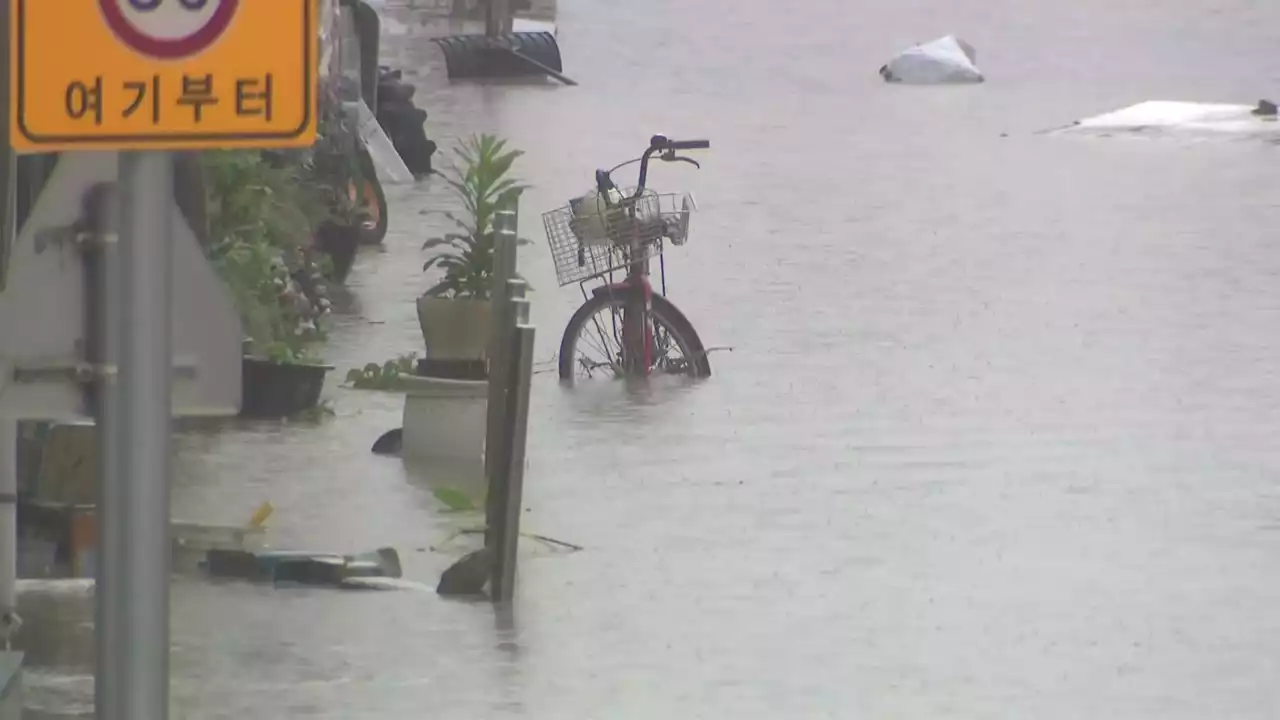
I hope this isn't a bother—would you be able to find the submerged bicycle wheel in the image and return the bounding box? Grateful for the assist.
[558,293,712,382]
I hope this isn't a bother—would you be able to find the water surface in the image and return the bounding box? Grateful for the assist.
[24,0,1280,716]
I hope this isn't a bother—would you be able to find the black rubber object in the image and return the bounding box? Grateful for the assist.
[377,82,416,104]
[668,140,711,150]
[432,31,563,80]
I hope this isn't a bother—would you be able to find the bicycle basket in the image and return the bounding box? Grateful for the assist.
[542,189,697,287]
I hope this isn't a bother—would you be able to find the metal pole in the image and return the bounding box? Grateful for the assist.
[0,421,15,639]
[0,0,14,290]
[483,280,523,547]
[491,298,534,602]
[485,0,511,37]
[489,209,518,310]
[484,209,519,548]
[0,0,21,657]
[106,151,174,720]
[93,176,125,720]
[0,0,14,635]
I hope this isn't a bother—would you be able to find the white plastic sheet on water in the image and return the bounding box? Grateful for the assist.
[1061,100,1280,138]
[880,35,984,85]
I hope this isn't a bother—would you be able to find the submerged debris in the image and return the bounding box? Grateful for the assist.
[880,35,983,85]
[371,427,404,455]
[437,547,494,598]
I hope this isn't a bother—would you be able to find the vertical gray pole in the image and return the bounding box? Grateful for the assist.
[490,297,534,602]
[485,0,511,37]
[0,421,15,639]
[109,151,174,720]
[0,0,14,289]
[0,0,19,652]
[484,209,519,547]
[489,209,518,313]
[95,172,125,720]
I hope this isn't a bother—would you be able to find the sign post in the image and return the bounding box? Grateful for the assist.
[8,2,319,719]
[111,149,175,720]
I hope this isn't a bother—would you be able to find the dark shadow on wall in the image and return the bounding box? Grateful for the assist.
[16,152,210,248]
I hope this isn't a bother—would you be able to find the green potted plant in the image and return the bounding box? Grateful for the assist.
[419,133,530,369]
[202,150,335,418]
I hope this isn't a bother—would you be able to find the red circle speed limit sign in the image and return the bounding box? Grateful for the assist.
[98,0,240,60]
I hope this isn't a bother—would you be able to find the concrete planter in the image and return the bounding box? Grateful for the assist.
[416,295,492,361]
[398,373,487,462]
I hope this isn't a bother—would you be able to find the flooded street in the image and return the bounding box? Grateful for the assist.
[23,0,1280,716]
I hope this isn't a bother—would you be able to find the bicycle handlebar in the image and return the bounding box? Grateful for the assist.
[650,135,711,152]
[631,134,711,196]
[594,135,712,201]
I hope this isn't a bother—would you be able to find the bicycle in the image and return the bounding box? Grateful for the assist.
[542,134,713,383]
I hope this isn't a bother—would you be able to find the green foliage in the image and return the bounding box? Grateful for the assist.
[203,150,322,252]
[309,107,368,227]
[432,486,484,513]
[202,91,368,366]
[264,341,318,365]
[203,150,331,363]
[344,353,418,390]
[422,134,533,300]
[287,400,337,423]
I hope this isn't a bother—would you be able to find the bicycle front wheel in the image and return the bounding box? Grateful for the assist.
[558,293,712,382]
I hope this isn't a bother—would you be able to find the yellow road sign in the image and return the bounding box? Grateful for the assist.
[10,0,318,152]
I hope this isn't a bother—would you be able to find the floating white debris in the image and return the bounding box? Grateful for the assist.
[1059,100,1280,138]
[880,35,983,85]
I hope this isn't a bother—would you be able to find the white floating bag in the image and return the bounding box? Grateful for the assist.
[1059,100,1280,138]
[880,35,984,85]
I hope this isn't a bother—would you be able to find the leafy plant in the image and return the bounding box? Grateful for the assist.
[201,90,367,367]
[422,134,532,300]
[264,340,319,365]
[287,399,337,423]
[203,150,318,252]
[307,88,372,229]
[203,150,333,363]
[432,486,483,513]
[428,486,584,553]
[345,353,419,390]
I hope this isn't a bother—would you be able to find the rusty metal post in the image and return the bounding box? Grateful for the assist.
[489,296,533,602]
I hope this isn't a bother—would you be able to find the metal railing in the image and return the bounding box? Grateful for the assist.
[482,207,535,602]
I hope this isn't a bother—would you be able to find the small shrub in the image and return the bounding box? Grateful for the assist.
[345,353,419,390]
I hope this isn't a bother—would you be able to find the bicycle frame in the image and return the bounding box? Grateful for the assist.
[573,238,662,374]
[565,135,708,378]
[585,145,678,375]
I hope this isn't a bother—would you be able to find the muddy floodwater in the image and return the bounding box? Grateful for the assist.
[21,0,1280,717]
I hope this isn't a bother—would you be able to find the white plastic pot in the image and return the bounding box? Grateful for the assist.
[399,374,488,462]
